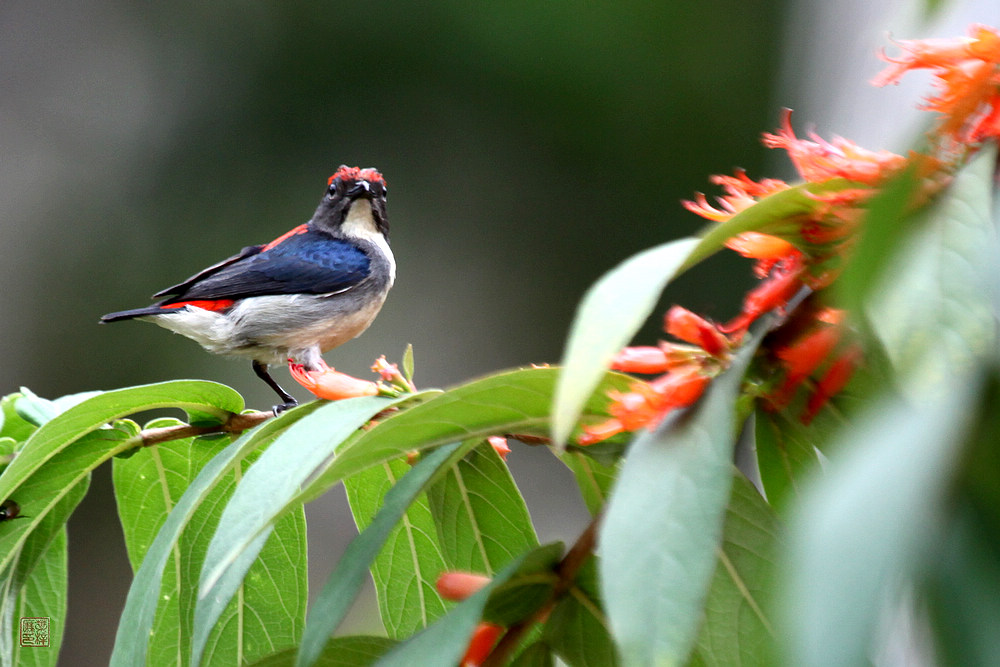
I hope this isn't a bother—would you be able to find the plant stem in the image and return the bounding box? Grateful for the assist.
[138,410,272,447]
[482,509,604,666]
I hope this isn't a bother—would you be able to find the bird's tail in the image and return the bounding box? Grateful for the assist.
[100,306,167,323]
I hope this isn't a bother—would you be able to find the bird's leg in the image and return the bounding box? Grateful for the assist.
[252,360,298,414]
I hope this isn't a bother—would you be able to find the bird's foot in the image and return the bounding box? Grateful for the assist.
[272,399,299,416]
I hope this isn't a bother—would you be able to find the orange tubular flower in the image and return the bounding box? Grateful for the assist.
[461,622,505,667]
[288,359,378,400]
[436,572,492,601]
[721,253,806,334]
[664,306,730,357]
[725,231,797,262]
[610,346,673,374]
[578,417,627,446]
[579,368,711,446]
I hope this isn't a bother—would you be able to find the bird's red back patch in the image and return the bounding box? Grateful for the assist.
[161,299,235,313]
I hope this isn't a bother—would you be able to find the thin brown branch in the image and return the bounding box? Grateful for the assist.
[482,510,605,666]
[137,410,273,447]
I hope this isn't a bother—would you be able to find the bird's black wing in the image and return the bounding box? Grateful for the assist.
[153,244,264,298]
[160,231,371,303]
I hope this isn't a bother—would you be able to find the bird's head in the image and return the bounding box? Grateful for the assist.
[312,165,389,241]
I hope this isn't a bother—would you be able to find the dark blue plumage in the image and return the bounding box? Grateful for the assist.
[157,229,371,303]
[100,165,394,412]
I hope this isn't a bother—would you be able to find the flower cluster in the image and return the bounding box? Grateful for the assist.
[873,23,1000,147]
[580,24,1000,443]
[288,354,414,401]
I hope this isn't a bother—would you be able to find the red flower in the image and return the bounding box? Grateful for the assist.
[580,369,710,445]
[664,306,730,357]
[461,622,505,667]
[721,252,806,334]
[802,344,863,424]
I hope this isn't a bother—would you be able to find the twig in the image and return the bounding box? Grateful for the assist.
[482,510,604,666]
[138,410,273,447]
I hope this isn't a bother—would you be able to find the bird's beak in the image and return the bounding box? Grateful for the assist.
[347,181,373,199]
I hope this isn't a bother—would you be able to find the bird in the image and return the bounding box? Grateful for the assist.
[101,165,395,412]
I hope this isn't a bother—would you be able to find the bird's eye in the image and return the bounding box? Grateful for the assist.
[327,182,339,198]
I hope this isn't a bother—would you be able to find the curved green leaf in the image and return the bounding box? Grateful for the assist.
[302,367,631,508]
[781,376,976,667]
[298,443,466,667]
[193,396,401,666]
[344,458,450,639]
[110,403,317,667]
[251,636,397,667]
[0,380,243,508]
[865,146,998,388]
[551,237,699,448]
[598,334,759,666]
[0,427,133,576]
[690,474,779,666]
[427,441,539,573]
[375,543,562,667]
[0,478,87,667]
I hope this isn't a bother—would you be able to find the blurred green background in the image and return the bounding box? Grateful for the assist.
[0,0,907,663]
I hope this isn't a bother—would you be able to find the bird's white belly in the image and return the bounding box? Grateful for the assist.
[150,290,388,365]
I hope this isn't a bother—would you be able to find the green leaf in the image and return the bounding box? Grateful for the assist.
[0,393,37,442]
[690,474,779,666]
[251,636,397,667]
[193,396,402,665]
[114,420,215,666]
[402,344,415,385]
[114,416,308,667]
[551,237,699,448]
[201,505,307,665]
[753,410,821,511]
[110,403,318,667]
[375,543,563,667]
[556,451,619,516]
[301,368,632,509]
[344,457,450,639]
[552,179,859,448]
[836,160,922,316]
[299,443,467,667]
[0,380,243,523]
[0,478,87,667]
[781,376,977,667]
[543,559,618,667]
[924,502,1000,667]
[865,146,998,389]
[598,334,760,666]
[509,641,553,667]
[0,427,133,578]
[427,441,539,572]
